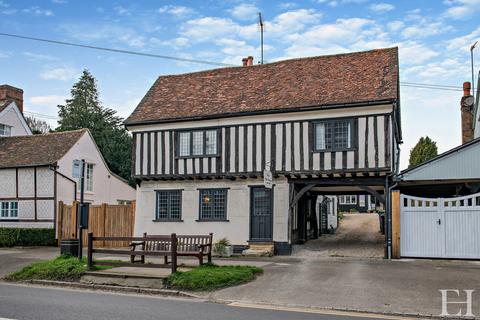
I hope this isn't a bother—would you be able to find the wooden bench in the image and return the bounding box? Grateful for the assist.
[87,233,178,273]
[130,233,213,266]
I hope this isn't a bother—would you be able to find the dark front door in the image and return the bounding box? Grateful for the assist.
[250,187,273,241]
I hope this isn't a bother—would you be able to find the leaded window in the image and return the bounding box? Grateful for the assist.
[315,120,352,151]
[199,189,228,220]
[0,201,18,218]
[339,195,357,205]
[156,190,182,220]
[176,129,218,157]
[0,124,12,137]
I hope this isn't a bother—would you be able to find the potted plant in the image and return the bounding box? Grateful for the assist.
[213,238,233,257]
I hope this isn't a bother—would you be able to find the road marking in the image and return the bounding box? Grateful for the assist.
[228,302,422,319]
[0,317,17,320]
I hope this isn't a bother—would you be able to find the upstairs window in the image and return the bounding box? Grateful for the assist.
[177,129,218,157]
[0,124,12,137]
[315,119,353,151]
[72,161,94,192]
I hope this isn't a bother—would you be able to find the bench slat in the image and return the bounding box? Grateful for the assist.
[94,249,172,256]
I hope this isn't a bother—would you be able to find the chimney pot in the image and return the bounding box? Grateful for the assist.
[242,58,248,66]
[0,84,23,113]
[247,56,254,66]
[463,81,471,97]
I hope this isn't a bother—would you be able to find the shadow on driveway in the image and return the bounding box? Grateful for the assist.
[0,247,58,278]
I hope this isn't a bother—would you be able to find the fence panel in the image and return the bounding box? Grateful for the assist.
[58,201,135,248]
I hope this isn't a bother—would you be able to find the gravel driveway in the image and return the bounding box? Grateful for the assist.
[293,213,384,258]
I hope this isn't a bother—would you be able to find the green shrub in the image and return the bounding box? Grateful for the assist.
[0,228,55,247]
[165,264,263,291]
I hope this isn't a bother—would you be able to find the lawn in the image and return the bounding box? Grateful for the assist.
[165,263,263,291]
[6,255,114,282]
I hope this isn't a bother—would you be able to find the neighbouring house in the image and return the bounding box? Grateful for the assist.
[337,194,383,212]
[394,81,480,259]
[0,129,136,230]
[125,48,401,255]
[0,85,32,137]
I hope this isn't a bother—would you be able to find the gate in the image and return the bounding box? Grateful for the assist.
[400,193,480,259]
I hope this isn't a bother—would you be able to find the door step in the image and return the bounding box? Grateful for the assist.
[242,243,274,257]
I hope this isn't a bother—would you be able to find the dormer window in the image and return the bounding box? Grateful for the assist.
[0,124,12,137]
[176,129,218,157]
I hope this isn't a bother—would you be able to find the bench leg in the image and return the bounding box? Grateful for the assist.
[164,256,168,265]
[141,255,145,264]
[198,255,203,266]
[208,252,212,263]
[130,254,135,263]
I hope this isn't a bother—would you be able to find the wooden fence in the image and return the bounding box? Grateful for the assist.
[57,201,135,248]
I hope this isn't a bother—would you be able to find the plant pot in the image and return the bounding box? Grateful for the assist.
[214,245,234,257]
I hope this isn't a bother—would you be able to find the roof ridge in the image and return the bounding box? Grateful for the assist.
[154,47,399,79]
[0,128,88,140]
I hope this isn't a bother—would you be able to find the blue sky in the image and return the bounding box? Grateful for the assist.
[1,0,479,169]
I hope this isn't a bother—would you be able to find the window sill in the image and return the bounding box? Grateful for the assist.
[312,148,356,153]
[152,219,184,222]
[195,219,230,222]
[175,155,220,160]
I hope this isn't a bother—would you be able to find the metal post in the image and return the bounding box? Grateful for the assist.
[471,41,478,105]
[171,233,177,273]
[87,232,93,269]
[78,159,86,259]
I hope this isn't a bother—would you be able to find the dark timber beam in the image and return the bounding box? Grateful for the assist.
[289,184,316,209]
[357,185,386,204]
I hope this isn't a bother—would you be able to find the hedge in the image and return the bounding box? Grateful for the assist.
[0,228,56,247]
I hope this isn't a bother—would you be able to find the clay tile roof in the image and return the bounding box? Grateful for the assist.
[125,47,399,125]
[0,129,87,168]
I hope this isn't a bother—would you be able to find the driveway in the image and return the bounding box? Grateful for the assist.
[0,247,58,278]
[293,213,384,258]
[209,257,480,317]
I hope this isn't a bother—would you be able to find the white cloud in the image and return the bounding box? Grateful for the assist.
[0,51,10,58]
[446,27,480,53]
[180,17,239,42]
[23,52,59,61]
[51,0,67,3]
[398,42,440,65]
[230,3,258,21]
[387,21,404,31]
[22,6,53,16]
[29,95,66,106]
[0,1,9,7]
[444,0,480,19]
[158,5,195,18]
[318,0,367,7]
[369,3,395,13]
[40,67,78,81]
[401,21,452,39]
[61,24,146,48]
[150,37,190,49]
[114,6,130,16]
[266,9,322,39]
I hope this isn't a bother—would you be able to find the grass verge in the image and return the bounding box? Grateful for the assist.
[6,255,114,282]
[165,263,263,291]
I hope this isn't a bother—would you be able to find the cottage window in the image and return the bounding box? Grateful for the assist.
[339,195,357,205]
[0,124,12,137]
[155,190,182,220]
[176,129,218,157]
[315,120,352,151]
[72,161,94,192]
[199,189,228,221]
[0,201,18,218]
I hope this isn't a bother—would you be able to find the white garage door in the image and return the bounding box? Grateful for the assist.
[400,193,480,259]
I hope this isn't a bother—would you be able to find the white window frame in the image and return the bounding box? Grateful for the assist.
[339,195,357,205]
[0,201,18,219]
[72,160,94,192]
[0,124,12,137]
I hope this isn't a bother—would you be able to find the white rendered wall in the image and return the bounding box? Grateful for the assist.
[134,177,289,245]
[57,132,135,205]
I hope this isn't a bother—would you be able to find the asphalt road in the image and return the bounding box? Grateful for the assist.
[0,283,406,320]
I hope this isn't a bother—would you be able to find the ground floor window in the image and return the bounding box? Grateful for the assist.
[0,201,18,218]
[155,190,182,221]
[199,189,228,221]
[339,195,357,205]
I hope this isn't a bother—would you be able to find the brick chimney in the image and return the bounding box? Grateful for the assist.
[246,56,254,66]
[460,81,474,144]
[242,57,248,66]
[0,84,23,113]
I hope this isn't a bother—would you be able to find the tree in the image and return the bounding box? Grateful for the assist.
[408,136,438,168]
[56,69,133,185]
[25,116,52,134]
